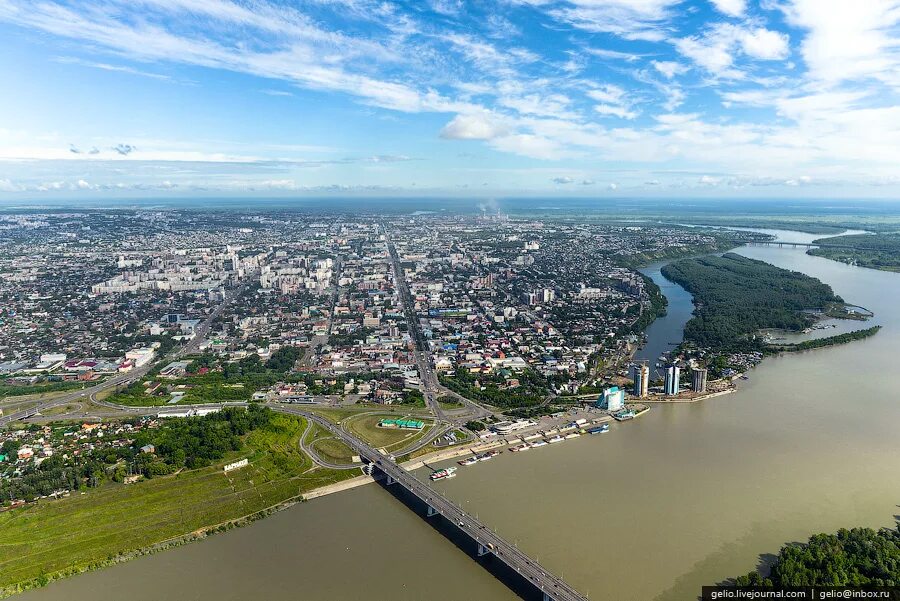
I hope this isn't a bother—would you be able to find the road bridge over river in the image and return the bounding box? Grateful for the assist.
[747,240,883,251]
[282,406,588,601]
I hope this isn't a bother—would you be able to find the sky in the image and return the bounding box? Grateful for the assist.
[0,0,899,200]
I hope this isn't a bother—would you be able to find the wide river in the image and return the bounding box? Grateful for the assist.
[22,231,900,601]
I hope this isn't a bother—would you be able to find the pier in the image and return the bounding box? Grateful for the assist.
[282,407,588,601]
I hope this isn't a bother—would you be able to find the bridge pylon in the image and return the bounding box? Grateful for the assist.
[477,542,492,557]
[426,504,437,517]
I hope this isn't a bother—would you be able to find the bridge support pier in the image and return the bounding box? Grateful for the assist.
[477,542,492,557]
[385,475,395,486]
[543,593,555,601]
[426,504,437,517]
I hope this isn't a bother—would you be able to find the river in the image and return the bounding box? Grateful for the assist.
[21,231,900,601]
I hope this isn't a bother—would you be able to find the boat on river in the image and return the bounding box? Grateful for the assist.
[430,467,457,481]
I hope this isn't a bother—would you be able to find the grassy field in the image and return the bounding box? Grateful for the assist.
[311,437,357,465]
[346,414,432,452]
[35,403,85,417]
[0,413,356,596]
[0,381,87,400]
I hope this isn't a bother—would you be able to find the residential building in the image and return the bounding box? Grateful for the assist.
[664,364,681,396]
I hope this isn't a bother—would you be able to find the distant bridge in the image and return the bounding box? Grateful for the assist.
[748,240,885,252]
[282,407,589,601]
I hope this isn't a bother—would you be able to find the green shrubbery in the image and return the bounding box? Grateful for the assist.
[733,526,900,587]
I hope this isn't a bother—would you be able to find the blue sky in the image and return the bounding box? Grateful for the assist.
[0,0,899,199]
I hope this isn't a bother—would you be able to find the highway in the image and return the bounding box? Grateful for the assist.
[281,406,587,601]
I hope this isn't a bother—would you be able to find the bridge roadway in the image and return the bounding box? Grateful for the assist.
[749,240,884,251]
[283,407,588,601]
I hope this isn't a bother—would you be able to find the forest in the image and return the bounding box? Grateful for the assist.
[809,233,900,272]
[661,253,844,351]
[733,526,899,587]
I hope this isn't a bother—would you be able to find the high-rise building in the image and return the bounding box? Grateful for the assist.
[664,364,681,396]
[691,367,708,393]
[632,363,650,398]
[599,386,625,412]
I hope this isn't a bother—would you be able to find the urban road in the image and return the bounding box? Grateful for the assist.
[0,284,245,427]
[384,227,492,425]
[282,406,589,601]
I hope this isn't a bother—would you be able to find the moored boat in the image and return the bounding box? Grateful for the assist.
[477,450,501,461]
[430,467,457,481]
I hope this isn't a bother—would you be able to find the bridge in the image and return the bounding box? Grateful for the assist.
[283,407,588,601]
[748,240,882,251]
[748,240,819,249]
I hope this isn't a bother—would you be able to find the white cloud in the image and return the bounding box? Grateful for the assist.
[440,113,510,140]
[780,0,900,88]
[0,0,450,114]
[585,47,644,62]
[740,27,790,60]
[548,0,681,41]
[594,104,637,119]
[675,24,789,76]
[675,34,739,76]
[710,0,746,17]
[498,93,578,120]
[652,60,687,79]
[442,32,538,77]
[552,176,574,184]
[587,84,637,119]
[490,133,574,160]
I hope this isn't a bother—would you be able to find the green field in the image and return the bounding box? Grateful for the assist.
[346,414,431,452]
[311,437,357,465]
[0,381,87,400]
[0,413,356,596]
